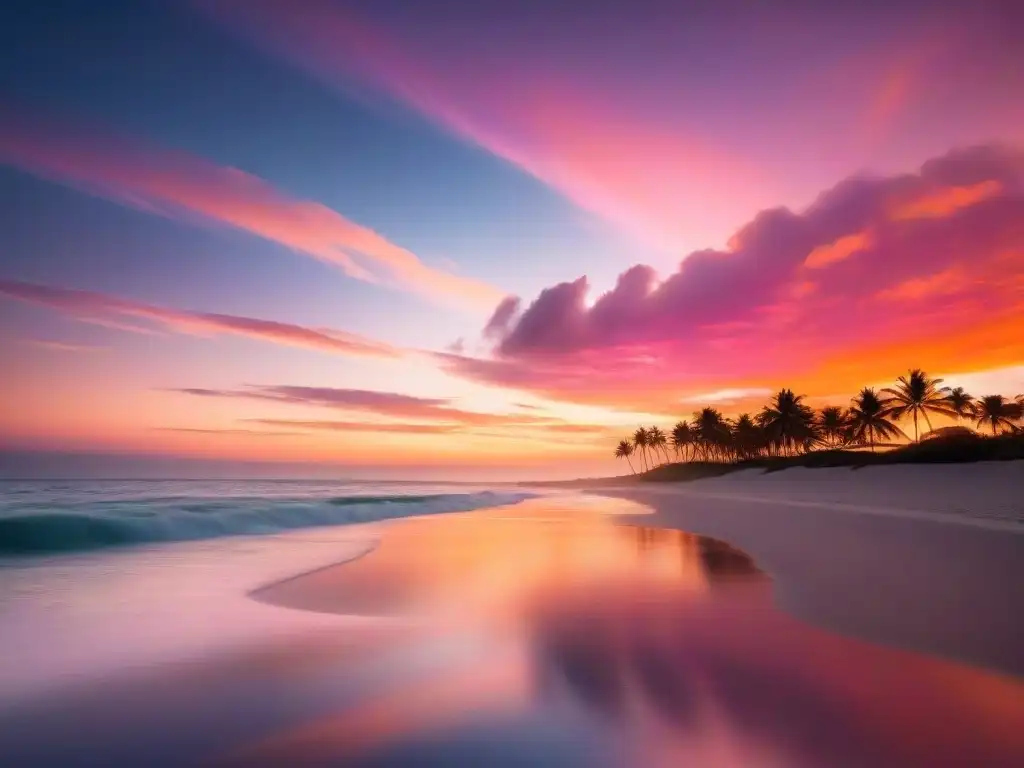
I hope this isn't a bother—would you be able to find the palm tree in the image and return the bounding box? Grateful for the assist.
[973,395,1018,435]
[731,413,763,460]
[882,369,953,442]
[648,426,669,466]
[614,439,636,474]
[757,389,818,455]
[694,407,732,461]
[632,426,650,472]
[817,406,848,448]
[671,420,694,462]
[847,387,906,451]
[945,387,975,425]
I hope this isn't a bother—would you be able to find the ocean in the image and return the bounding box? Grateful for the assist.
[0,479,534,555]
[0,479,534,705]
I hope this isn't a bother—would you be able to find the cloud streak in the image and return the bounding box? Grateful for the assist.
[172,384,562,427]
[439,144,1024,410]
[246,419,459,435]
[0,113,503,310]
[0,279,400,358]
[153,427,303,436]
[199,0,766,251]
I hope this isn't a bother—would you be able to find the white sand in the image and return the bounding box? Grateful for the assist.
[594,461,1024,678]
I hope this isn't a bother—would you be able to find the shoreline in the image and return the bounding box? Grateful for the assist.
[590,461,1023,678]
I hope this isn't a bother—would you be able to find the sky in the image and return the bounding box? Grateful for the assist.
[1,0,1022,479]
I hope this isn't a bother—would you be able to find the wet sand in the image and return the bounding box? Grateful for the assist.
[596,461,1024,678]
[2,494,1022,767]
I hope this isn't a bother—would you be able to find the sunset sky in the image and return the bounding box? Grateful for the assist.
[2,0,1022,479]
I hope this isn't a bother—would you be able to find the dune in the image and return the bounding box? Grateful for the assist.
[592,460,1024,678]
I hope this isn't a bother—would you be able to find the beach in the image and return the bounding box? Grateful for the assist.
[1,467,1022,766]
[594,460,1024,678]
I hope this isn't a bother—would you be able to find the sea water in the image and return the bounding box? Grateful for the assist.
[0,480,533,703]
[0,479,533,555]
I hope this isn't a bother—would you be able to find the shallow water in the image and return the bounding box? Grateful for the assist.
[1,495,1022,766]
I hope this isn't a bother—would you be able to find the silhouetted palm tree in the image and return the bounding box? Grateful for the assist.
[882,369,953,442]
[945,387,975,425]
[615,439,636,474]
[757,389,817,455]
[648,426,669,466]
[671,421,694,462]
[632,427,650,472]
[847,387,905,451]
[731,413,763,460]
[973,395,1018,435]
[694,407,731,461]
[817,406,848,448]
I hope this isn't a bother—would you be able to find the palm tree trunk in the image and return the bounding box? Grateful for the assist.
[913,411,919,442]
[626,456,635,475]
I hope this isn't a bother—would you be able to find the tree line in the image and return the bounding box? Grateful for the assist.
[614,369,1024,473]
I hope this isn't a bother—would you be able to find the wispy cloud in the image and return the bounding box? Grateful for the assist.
[172,384,562,427]
[244,418,617,442]
[860,31,953,149]
[680,388,773,405]
[18,338,105,353]
[199,0,761,251]
[0,279,400,357]
[246,419,459,435]
[0,113,504,310]
[152,427,303,436]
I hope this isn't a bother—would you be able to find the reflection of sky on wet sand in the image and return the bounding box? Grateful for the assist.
[2,496,1023,767]
[235,497,1024,767]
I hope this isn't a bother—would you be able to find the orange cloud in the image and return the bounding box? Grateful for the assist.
[890,180,1003,221]
[804,232,872,269]
[876,266,966,302]
[0,115,503,310]
[0,279,400,358]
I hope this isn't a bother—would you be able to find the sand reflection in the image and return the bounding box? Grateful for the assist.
[254,497,750,625]
[232,497,1024,767]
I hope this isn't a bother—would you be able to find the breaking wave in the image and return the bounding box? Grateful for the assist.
[0,490,533,555]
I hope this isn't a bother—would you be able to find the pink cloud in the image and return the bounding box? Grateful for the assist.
[200,0,1024,258]
[0,113,503,310]
[19,339,105,353]
[152,427,302,437]
[439,144,1024,409]
[0,279,399,358]
[804,232,872,269]
[173,384,562,427]
[482,296,520,340]
[245,419,460,435]
[199,0,764,251]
